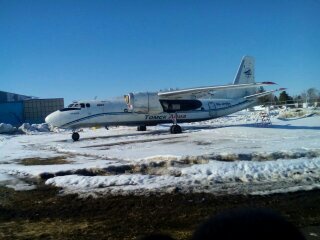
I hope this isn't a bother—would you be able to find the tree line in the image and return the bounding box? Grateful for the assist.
[259,88,320,106]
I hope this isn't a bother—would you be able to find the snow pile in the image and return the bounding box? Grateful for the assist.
[180,158,320,184]
[0,123,17,134]
[19,123,38,133]
[278,109,309,119]
[33,123,51,132]
[198,110,279,127]
[18,123,51,134]
[0,173,15,182]
[46,174,168,189]
[45,156,320,196]
[0,173,35,191]
[277,108,320,119]
[0,123,53,135]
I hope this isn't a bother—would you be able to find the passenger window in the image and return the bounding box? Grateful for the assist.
[80,103,85,108]
[86,103,90,108]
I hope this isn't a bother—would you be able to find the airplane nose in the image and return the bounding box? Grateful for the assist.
[45,111,60,127]
[45,112,54,125]
[45,115,50,124]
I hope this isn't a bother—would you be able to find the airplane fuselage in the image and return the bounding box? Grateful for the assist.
[45,98,256,130]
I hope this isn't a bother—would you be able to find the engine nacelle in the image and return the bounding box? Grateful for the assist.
[124,92,163,114]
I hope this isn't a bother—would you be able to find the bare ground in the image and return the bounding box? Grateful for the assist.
[1,185,320,239]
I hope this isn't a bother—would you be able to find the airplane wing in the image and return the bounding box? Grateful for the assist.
[158,82,276,99]
[244,88,287,99]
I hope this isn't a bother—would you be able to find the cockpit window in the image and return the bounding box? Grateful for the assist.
[60,107,81,112]
[67,103,80,108]
[66,103,89,108]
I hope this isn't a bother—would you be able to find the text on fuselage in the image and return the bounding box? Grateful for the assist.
[145,114,187,120]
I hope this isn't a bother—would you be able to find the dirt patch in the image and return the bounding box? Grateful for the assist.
[1,185,320,239]
[39,165,134,180]
[19,157,70,166]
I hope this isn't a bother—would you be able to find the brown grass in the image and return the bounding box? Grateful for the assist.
[19,157,70,166]
[0,185,320,239]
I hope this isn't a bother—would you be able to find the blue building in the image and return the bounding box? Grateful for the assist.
[0,101,24,126]
[0,91,64,126]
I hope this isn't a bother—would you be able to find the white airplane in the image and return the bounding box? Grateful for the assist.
[45,56,284,141]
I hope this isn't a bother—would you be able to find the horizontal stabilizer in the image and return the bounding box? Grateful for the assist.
[158,82,276,99]
[244,88,286,99]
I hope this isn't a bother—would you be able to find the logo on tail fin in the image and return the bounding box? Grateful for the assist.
[244,69,252,76]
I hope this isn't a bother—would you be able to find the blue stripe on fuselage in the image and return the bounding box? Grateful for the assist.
[61,100,252,128]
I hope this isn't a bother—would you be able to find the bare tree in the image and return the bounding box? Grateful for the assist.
[306,88,320,104]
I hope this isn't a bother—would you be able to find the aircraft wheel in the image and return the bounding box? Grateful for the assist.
[137,126,147,131]
[170,125,182,134]
[72,132,80,141]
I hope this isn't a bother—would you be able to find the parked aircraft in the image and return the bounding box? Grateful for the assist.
[45,56,283,141]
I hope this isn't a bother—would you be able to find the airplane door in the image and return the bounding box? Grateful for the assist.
[85,103,92,116]
[208,102,217,117]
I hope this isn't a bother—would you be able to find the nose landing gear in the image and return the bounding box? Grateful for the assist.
[72,132,80,141]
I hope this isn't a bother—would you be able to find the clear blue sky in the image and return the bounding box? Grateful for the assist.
[1,0,319,104]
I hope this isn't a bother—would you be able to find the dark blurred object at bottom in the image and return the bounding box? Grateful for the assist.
[192,208,305,240]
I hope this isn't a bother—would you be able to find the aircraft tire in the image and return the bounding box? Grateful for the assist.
[72,132,80,141]
[137,126,147,131]
[171,124,182,134]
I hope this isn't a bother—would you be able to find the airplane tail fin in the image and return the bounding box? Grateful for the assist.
[230,56,257,98]
[233,56,255,85]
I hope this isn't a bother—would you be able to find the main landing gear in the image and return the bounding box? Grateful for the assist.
[170,124,182,134]
[137,125,147,131]
[72,132,80,141]
[170,112,182,134]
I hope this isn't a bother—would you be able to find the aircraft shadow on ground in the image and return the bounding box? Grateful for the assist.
[181,125,221,132]
[55,129,171,142]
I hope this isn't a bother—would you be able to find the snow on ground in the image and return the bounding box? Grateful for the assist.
[0,110,319,196]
